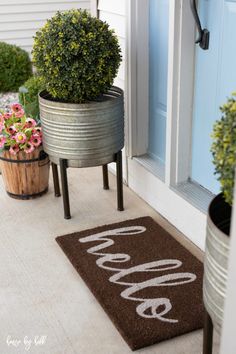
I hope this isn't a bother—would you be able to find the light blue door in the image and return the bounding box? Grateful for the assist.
[191,0,236,193]
[148,0,169,164]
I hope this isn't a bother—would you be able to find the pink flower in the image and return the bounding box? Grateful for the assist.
[3,112,12,120]
[15,132,26,144]
[9,144,19,155]
[0,123,4,133]
[0,135,6,148]
[25,118,37,128]
[6,125,16,135]
[24,142,35,154]
[14,109,25,118]
[11,103,23,113]
[0,114,4,123]
[30,134,42,147]
[32,127,42,137]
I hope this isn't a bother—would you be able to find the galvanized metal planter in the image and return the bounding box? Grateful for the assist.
[39,86,124,168]
[203,193,231,333]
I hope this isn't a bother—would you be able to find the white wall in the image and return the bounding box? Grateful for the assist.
[97,0,127,181]
[98,0,126,91]
[0,0,90,54]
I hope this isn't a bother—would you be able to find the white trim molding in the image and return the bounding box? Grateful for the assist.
[128,157,206,250]
[126,0,211,248]
[126,0,149,157]
[90,0,98,17]
[165,0,196,186]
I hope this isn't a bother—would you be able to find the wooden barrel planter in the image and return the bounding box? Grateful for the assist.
[0,148,50,199]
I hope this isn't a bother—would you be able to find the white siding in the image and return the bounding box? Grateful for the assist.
[98,0,126,90]
[98,0,127,181]
[0,0,90,53]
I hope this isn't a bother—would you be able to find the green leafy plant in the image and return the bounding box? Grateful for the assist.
[19,76,45,121]
[0,42,32,92]
[211,93,236,206]
[32,9,122,103]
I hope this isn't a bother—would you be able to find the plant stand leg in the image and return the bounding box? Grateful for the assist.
[51,162,61,197]
[203,310,213,354]
[59,159,71,220]
[116,150,124,211]
[102,165,109,190]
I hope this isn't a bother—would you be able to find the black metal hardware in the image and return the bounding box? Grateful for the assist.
[203,310,213,354]
[59,158,71,219]
[190,0,210,50]
[102,164,109,190]
[0,150,49,164]
[115,151,124,211]
[7,188,48,200]
[51,162,61,197]
[53,154,124,219]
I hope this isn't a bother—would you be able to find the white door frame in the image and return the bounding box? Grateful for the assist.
[126,0,149,157]
[127,0,196,182]
[90,0,98,16]
[126,0,210,249]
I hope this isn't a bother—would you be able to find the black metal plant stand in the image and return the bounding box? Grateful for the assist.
[203,310,214,354]
[51,150,124,219]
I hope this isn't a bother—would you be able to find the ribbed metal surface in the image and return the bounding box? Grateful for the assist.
[203,196,230,333]
[39,86,124,167]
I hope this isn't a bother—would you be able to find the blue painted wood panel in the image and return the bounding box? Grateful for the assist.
[191,0,236,193]
[148,0,169,164]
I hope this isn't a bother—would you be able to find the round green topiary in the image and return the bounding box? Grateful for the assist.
[19,75,45,120]
[32,9,122,103]
[0,42,32,92]
[211,93,236,206]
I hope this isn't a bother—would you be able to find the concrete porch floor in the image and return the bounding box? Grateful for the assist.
[0,167,219,354]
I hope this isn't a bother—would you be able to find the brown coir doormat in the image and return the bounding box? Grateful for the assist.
[56,217,204,351]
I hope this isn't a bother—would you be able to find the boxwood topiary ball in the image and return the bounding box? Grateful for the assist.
[0,42,32,93]
[32,9,122,103]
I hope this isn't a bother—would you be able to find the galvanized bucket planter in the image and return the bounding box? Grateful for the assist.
[38,86,124,168]
[203,193,231,333]
[38,86,124,219]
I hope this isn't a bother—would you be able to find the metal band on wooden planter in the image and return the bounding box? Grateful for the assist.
[0,150,48,164]
[7,187,49,200]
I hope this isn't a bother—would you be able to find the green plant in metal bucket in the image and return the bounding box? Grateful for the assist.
[211,93,236,206]
[0,42,32,92]
[32,9,122,103]
[19,75,45,121]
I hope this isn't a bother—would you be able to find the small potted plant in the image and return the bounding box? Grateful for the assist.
[32,9,124,218]
[0,103,49,199]
[203,93,236,333]
[19,75,45,121]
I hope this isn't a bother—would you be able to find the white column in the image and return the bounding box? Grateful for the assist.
[220,176,236,354]
[90,0,98,17]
